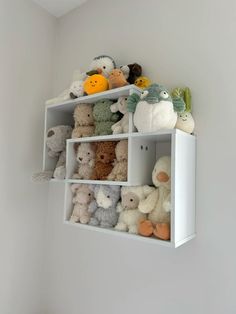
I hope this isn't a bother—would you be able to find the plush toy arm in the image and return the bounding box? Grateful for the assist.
[173,97,186,113]
[138,189,159,214]
[88,200,98,214]
[127,94,140,112]
[163,193,171,212]
[31,170,53,183]
[116,202,124,213]
[111,113,120,122]
[48,149,60,158]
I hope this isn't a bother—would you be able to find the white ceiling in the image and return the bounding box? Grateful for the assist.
[33,0,87,17]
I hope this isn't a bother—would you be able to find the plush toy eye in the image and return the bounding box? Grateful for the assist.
[88,152,90,155]
[140,90,149,99]
[88,114,90,117]
[130,199,133,202]
[88,193,91,196]
[103,66,106,69]
[107,195,110,199]
[125,97,127,101]
[160,91,169,99]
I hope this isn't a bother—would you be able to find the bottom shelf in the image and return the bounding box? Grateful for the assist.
[64,221,195,248]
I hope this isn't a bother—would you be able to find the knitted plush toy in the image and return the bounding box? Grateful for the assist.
[70,184,95,224]
[115,185,154,234]
[127,84,186,133]
[88,185,120,228]
[91,141,117,180]
[32,125,72,182]
[72,142,96,180]
[120,63,142,84]
[72,103,95,138]
[107,140,128,181]
[93,99,120,136]
[172,87,195,134]
[110,96,129,134]
[108,69,129,89]
[138,156,171,240]
[87,55,116,78]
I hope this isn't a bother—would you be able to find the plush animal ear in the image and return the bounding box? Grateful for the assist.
[110,102,119,113]
[184,87,192,112]
[110,185,121,194]
[71,183,81,193]
[73,143,80,153]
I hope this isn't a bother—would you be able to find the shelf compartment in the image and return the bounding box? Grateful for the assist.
[66,135,129,184]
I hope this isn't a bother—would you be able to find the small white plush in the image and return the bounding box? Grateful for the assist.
[115,185,155,234]
[176,112,195,134]
[111,96,129,134]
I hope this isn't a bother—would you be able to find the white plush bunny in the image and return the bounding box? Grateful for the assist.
[110,96,129,134]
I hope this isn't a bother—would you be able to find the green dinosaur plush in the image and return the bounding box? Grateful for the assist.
[93,99,120,136]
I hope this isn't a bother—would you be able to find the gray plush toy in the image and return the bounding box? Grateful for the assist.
[32,125,72,182]
[88,185,121,228]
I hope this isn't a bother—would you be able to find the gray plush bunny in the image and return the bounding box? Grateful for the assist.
[88,185,120,228]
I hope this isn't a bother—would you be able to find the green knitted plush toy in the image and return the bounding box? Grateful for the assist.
[93,99,120,136]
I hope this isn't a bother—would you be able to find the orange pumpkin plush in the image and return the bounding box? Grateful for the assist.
[84,74,109,95]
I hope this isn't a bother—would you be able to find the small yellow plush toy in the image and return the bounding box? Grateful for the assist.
[134,76,151,89]
[84,74,109,95]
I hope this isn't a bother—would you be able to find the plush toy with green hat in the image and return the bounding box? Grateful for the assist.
[172,87,195,134]
[127,84,186,133]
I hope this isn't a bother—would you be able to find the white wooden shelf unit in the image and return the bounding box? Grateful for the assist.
[43,85,196,248]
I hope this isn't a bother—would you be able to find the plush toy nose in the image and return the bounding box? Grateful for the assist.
[97,68,102,74]
[157,171,169,182]
[48,130,54,137]
[79,157,83,161]
[100,155,104,160]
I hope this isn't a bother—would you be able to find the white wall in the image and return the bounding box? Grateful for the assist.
[44,0,236,313]
[0,1,56,313]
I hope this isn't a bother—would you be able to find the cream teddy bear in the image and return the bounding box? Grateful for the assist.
[115,185,155,234]
[72,142,96,180]
[111,96,129,134]
[72,103,95,138]
[70,184,95,224]
[138,156,171,240]
[107,140,128,181]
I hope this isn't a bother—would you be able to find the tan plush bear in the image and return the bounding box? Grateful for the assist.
[115,185,155,234]
[72,142,96,180]
[70,184,95,224]
[72,103,95,138]
[107,140,128,181]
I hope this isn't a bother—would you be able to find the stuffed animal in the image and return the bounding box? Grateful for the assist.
[138,156,171,240]
[134,76,151,89]
[83,74,109,95]
[70,184,95,224]
[110,96,129,134]
[93,99,120,136]
[88,185,120,228]
[120,63,142,84]
[172,87,195,134]
[32,125,72,182]
[115,185,154,234]
[72,142,96,180]
[72,103,95,138]
[87,55,116,78]
[91,141,117,180]
[46,70,85,105]
[108,69,129,89]
[107,140,128,181]
[127,84,186,133]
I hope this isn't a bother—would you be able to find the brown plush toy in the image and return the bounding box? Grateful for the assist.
[120,63,142,84]
[72,103,95,138]
[91,141,117,180]
[108,69,129,89]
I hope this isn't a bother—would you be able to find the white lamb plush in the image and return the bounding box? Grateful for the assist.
[115,185,155,234]
[111,96,129,134]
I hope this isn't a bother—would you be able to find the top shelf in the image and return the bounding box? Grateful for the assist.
[46,85,142,113]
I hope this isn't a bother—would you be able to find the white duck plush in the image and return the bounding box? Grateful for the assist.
[127,84,186,133]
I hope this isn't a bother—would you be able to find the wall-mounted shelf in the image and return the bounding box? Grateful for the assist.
[42,85,196,248]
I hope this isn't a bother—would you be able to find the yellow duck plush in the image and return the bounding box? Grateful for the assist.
[135,76,151,89]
